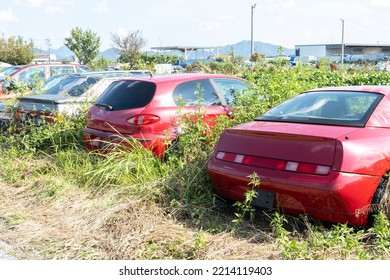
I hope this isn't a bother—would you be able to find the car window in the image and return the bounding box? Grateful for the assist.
[1,66,21,77]
[172,79,222,106]
[95,80,156,111]
[213,78,249,105]
[76,65,90,72]
[258,90,383,127]
[50,66,74,76]
[14,67,45,85]
[129,70,152,77]
[44,76,101,96]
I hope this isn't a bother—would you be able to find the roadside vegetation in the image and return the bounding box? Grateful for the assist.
[1,60,389,260]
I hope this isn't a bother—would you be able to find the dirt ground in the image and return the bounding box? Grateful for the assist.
[0,180,279,260]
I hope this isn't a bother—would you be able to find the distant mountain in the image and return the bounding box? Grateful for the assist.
[100,48,120,61]
[39,45,75,62]
[221,40,295,57]
[37,40,295,63]
[54,46,75,61]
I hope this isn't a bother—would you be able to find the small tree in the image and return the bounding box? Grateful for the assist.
[250,52,265,64]
[0,36,35,65]
[64,27,101,65]
[111,30,147,69]
[277,45,284,56]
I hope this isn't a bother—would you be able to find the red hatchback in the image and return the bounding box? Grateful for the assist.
[83,73,249,157]
[207,86,390,226]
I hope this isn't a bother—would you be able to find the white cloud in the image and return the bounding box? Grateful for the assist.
[198,15,235,32]
[13,0,73,7]
[95,0,109,13]
[12,0,23,6]
[45,6,63,14]
[199,21,221,32]
[266,0,296,10]
[56,0,74,4]
[217,15,235,21]
[0,9,18,22]
[370,0,390,7]
[114,27,128,38]
[27,0,45,7]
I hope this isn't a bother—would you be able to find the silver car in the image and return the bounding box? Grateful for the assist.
[15,71,138,124]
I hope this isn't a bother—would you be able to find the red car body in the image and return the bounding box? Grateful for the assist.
[83,73,249,157]
[207,86,390,226]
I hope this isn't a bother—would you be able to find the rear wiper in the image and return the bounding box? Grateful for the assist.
[95,103,113,111]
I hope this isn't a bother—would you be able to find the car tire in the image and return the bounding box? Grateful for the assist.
[367,173,390,227]
[163,138,180,162]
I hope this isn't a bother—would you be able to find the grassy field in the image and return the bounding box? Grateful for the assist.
[0,62,389,260]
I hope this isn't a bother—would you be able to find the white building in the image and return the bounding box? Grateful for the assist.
[294,44,390,62]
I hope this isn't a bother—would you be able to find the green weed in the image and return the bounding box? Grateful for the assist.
[1,64,390,260]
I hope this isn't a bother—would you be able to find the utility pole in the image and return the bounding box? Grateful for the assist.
[340,19,345,65]
[45,38,52,63]
[251,3,257,58]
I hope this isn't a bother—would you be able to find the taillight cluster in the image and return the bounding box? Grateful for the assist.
[127,114,160,125]
[216,151,331,175]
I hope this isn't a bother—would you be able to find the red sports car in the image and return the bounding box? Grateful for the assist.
[83,73,249,157]
[207,86,390,226]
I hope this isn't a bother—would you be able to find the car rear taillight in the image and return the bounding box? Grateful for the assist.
[216,151,331,175]
[127,114,160,125]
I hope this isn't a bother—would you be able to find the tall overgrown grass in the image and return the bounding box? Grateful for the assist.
[1,62,389,259]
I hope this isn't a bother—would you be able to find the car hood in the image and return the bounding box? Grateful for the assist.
[215,120,360,166]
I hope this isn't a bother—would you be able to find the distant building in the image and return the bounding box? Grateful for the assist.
[294,44,390,62]
[32,54,57,63]
[151,46,221,63]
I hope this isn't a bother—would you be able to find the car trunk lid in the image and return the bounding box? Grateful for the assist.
[216,121,359,168]
[87,105,146,134]
[17,94,77,113]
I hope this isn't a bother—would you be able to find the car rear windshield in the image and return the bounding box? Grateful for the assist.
[256,90,383,127]
[44,76,102,96]
[95,80,156,111]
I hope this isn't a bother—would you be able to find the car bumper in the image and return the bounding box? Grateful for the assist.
[82,127,170,157]
[207,156,381,226]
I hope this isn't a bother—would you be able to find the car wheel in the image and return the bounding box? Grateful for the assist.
[367,174,390,227]
[163,138,180,162]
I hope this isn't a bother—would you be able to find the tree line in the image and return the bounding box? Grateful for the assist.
[0,27,148,68]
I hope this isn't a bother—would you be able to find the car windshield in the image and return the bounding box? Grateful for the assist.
[32,74,78,94]
[256,90,383,127]
[0,66,21,82]
[44,76,101,97]
[1,66,21,76]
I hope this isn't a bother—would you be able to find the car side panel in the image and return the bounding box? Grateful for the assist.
[334,128,390,176]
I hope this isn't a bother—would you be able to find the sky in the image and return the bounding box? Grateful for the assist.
[1,0,390,52]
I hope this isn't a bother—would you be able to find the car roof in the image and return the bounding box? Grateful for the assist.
[120,73,245,83]
[305,85,390,96]
[49,71,135,79]
[15,63,83,68]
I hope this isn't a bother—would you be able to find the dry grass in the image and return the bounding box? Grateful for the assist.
[0,179,278,260]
